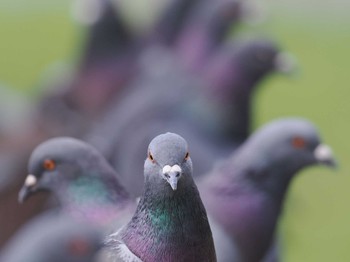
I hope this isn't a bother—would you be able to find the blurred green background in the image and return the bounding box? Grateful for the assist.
[0,0,349,261]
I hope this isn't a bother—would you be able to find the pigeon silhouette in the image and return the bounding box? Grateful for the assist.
[198,118,337,262]
[106,132,216,262]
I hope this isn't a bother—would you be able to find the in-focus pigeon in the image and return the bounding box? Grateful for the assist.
[106,132,216,262]
[198,118,337,262]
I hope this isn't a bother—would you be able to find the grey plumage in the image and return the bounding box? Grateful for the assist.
[86,39,292,197]
[198,118,336,262]
[2,137,137,262]
[0,211,102,262]
[106,133,216,262]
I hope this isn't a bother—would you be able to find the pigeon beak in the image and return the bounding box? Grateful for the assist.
[162,165,182,191]
[274,52,298,75]
[18,174,37,203]
[314,144,338,168]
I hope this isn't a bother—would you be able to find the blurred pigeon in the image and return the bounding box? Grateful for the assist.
[152,0,199,46]
[175,0,248,71]
[37,0,138,137]
[86,39,294,197]
[0,0,138,245]
[2,138,138,261]
[199,39,296,142]
[106,132,216,261]
[18,137,134,225]
[198,118,337,262]
[0,211,103,262]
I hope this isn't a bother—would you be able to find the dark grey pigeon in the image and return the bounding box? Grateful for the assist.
[86,39,294,197]
[106,132,216,262]
[2,137,137,261]
[151,0,199,46]
[37,0,138,136]
[198,118,337,262]
[200,39,296,142]
[175,0,248,71]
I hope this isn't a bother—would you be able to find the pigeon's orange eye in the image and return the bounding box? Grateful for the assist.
[43,159,56,171]
[148,152,155,162]
[291,136,306,149]
[184,152,190,160]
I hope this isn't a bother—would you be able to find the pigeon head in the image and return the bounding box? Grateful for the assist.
[235,118,336,194]
[144,132,192,192]
[19,137,118,203]
[234,39,296,79]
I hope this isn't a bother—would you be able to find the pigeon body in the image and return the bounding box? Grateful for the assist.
[106,133,216,262]
[0,211,102,262]
[199,118,336,262]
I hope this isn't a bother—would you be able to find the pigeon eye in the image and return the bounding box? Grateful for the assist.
[148,152,155,162]
[43,159,56,171]
[291,136,306,149]
[184,152,190,161]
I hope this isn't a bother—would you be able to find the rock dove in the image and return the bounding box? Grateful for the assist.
[199,39,296,142]
[37,0,138,136]
[198,118,337,262]
[18,137,134,225]
[2,137,137,261]
[106,132,216,262]
[86,38,293,197]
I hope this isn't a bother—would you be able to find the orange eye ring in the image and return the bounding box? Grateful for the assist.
[291,136,306,149]
[43,159,56,171]
[148,152,155,163]
[184,152,190,160]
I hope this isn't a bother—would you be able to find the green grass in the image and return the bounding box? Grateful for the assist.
[252,13,350,262]
[0,1,77,95]
[0,1,349,261]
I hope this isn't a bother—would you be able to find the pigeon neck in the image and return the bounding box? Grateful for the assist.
[202,167,282,262]
[202,155,298,261]
[80,3,132,66]
[122,178,216,261]
[59,169,131,216]
[203,64,256,142]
